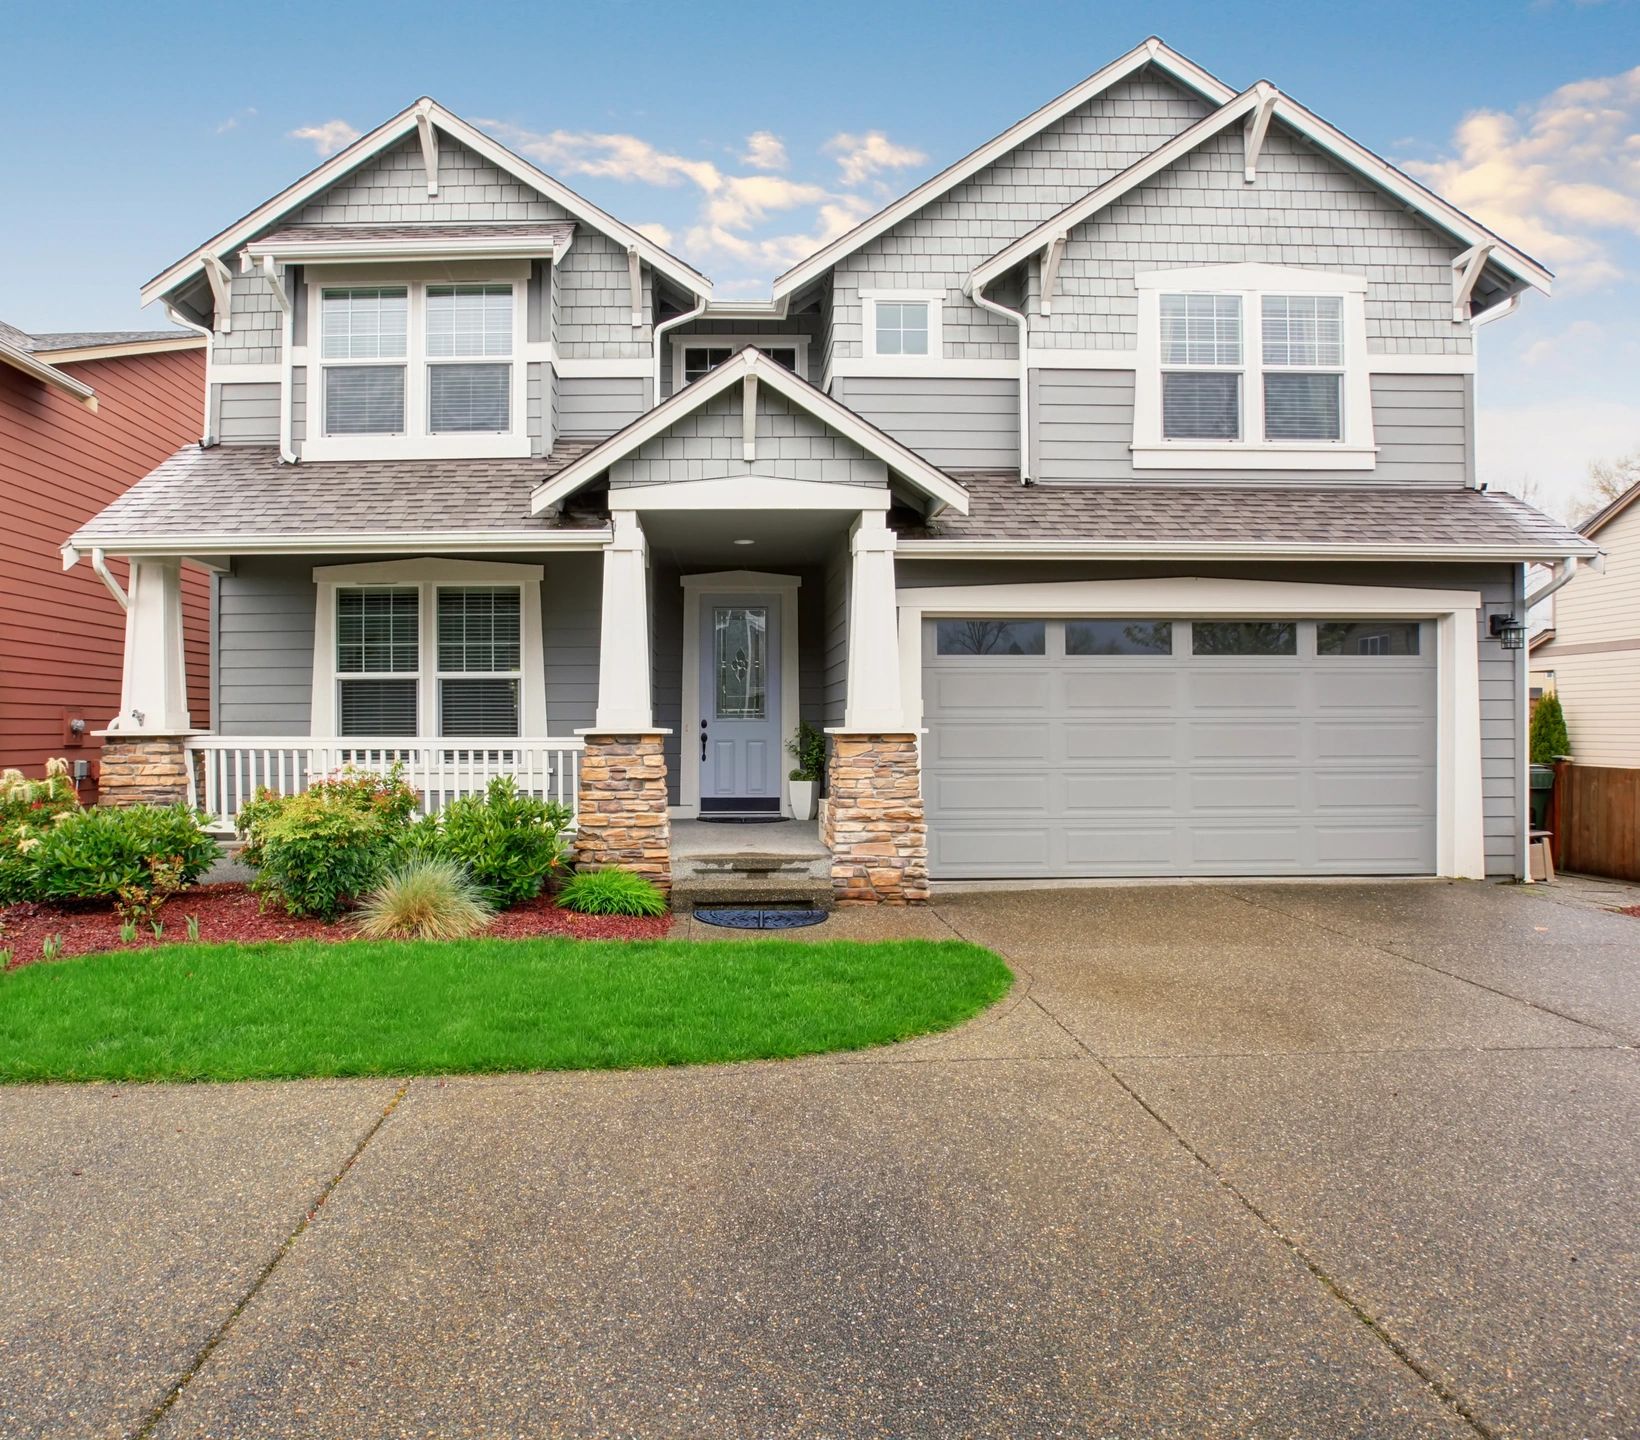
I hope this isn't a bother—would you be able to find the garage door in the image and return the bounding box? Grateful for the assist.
[922,616,1436,879]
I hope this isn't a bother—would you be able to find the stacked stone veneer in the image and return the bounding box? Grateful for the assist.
[825,734,929,905]
[572,733,671,890]
[98,735,192,807]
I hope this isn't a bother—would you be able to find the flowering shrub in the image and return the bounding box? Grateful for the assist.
[1,761,88,906]
[238,764,421,919]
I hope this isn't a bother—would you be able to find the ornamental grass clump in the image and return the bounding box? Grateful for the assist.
[355,857,495,941]
[556,867,668,918]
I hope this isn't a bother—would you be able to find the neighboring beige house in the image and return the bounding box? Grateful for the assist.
[1530,481,1640,767]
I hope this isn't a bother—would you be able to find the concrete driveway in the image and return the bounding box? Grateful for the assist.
[2,881,1636,1439]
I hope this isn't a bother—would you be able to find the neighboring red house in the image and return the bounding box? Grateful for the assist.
[0,320,210,799]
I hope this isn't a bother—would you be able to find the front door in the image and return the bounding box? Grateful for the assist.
[699,593,781,813]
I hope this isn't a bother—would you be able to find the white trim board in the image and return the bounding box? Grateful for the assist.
[772,36,1236,299]
[894,574,1486,879]
[609,477,890,513]
[678,571,802,818]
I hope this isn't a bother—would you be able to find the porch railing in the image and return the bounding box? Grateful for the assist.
[185,736,584,832]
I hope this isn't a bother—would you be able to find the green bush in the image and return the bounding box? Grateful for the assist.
[239,765,420,919]
[20,804,219,913]
[408,776,571,906]
[1530,692,1571,765]
[557,867,668,917]
[355,857,495,940]
[0,764,84,906]
[786,719,827,782]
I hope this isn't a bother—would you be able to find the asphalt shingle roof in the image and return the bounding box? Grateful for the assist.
[897,472,1594,557]
[71,443,607,544]
[1,320,194,352]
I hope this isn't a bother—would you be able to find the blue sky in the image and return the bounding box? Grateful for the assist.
[3,0,1637,512]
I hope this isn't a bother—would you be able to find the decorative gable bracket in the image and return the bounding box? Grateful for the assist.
[1451,243,1496,322]
[204,254,234,334]
[415,101,440,197]
[1243,84,1278,183]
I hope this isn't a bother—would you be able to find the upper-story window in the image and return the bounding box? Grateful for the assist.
[1136,264,1373,471]
[861,290,944,364]
[426,285,513,433]
[680,343,799,387]
[322,288,409,435]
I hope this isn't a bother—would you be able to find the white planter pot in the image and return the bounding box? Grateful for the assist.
[789,778,817,822]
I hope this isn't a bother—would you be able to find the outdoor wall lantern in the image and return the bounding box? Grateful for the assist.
[1489,614,1526,650]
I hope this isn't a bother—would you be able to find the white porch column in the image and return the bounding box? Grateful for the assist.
[108,557,191,734]
[593,511,655,730]
[843,512,905,730]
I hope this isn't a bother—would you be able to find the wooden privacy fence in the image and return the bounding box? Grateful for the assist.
[1548,761,1640,882]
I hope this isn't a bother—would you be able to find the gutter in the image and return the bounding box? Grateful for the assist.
[965,276,1030,483]
[164,302,217,446]
[1525,552,1603,609]
[63,528,615,559]
[896,538,1602,563]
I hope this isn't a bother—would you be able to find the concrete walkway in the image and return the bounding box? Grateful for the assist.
[2,881,1636,1438]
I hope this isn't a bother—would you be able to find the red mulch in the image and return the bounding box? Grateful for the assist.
[1619,906,1640,920]
[1,884,672,969]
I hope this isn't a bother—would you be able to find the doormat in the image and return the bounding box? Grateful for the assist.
[693,906,828,930]
[695,815,787,824]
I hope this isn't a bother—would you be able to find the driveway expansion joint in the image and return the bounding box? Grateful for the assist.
[131,1080,412,1440]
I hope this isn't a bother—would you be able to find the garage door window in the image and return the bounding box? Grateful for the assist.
[1192,621,1297,656]
[934,619,1045,656]
[1065,620,1173,656]
[1317,621,1420,656]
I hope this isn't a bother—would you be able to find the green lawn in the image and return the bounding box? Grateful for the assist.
[0,937,1012,1082]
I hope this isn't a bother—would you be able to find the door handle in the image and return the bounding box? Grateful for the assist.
[700,720,708,762]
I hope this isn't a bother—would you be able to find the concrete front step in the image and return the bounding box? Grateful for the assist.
[669,853,834,912]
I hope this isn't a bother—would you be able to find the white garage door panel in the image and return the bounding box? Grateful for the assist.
[924,618,1437,879]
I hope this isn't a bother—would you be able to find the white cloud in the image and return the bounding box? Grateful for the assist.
[1402,66,1640,289]
[633,221,675,249]
[216,107,257,135]
[741,131,787,171]
[478,120,722,190]
[684,195,876,274]
[288,119,362,157]
[824,130,927,186]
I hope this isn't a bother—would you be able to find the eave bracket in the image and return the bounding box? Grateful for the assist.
[1452,243,1495,322]
[1040,231,1068,315]
[204,254,234,334]
[416,103,440,196]
[627,247,644,330]
[1243,85,1278,183]
[742,368,758,463]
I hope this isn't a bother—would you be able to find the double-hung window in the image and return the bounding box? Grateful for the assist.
[426,284,512,433]
[336,588,419,735]
[321,287,408,436]
[1261,295,1343,441]
[436,587,522,737]
[1160,294,1243,440]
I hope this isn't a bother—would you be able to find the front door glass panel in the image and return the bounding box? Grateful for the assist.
[714,606,768,720]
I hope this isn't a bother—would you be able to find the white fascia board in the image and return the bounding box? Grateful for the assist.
[973,88,1552,294]
[609,478,892,512]
[530,347,970,516]
[37,336,204,363]
[66,529,613,558]
[0,340,98,409]
[770,37,1236,301]
[246,234,573,266]
[896,575,1484,614]
[896,538,1601,562]
[142,98,711,309]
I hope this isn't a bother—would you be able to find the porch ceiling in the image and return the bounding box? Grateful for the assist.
[640,508,853,569]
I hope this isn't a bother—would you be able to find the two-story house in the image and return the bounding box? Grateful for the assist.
[66,38,1596,901]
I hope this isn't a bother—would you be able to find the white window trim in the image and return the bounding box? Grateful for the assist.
[302,263,531,462]
[669,334,810,394]
[311,558,546,737]
[860,289,945,366]
[895,576,1486,880]
[1132,264,1376,471]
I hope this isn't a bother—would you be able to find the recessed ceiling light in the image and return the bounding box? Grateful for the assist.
[733,538,755,545]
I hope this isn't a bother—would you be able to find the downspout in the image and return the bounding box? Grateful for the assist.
[164,302,216,447]
[1526,553,1601,610]
[90,548,130,610]
[652,290,708,405]
[967,275,1030,483]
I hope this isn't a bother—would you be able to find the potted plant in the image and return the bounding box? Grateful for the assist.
[786,720,826,822]
[1528,691,1571,830]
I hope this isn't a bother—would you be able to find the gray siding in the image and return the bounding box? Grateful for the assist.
[608,386,888,488]
[214,553,602,740]
[291,368,307,447]
[214,273,282,365]
[823,541,850,727]
[896,558,1526,877]
[1031,370,1469,486]
[659,311,826,397]
[216,382,280,445]
[555,374,648,438]
[1033,124,1473,356]
[829,69,1213,365]
[832,376,1019,470]
[527,362,546,454]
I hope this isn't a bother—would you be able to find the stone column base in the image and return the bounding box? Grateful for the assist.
[97,734,192,808]
[572,733,671,890]
[826,733,929,905]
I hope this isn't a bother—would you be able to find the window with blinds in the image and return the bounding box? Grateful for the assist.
[1262,295,1343,441]
[1160,294,1242,440]
[336,588,419,737]
[321,288,407,436]
[436,587,521,737]
[426,285,511,433]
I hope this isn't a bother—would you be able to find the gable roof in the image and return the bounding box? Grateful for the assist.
[0,322,98,409]
[769,37,1235,302]
[140,98,712,308]
[529,347,970,517]
[1578,478,1640,538]
[970,83,1553,295]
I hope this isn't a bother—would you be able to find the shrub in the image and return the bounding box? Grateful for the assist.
[238,765,420,920]
[408,776,571,906]
[355,857,495,940]
[21,804,219,915]
[557,867,668,917]
[786,720,827,783]
[1530,692,1571,765]
[0,762,84,906]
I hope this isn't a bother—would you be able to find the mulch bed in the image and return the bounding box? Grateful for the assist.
[1,884,671,969]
